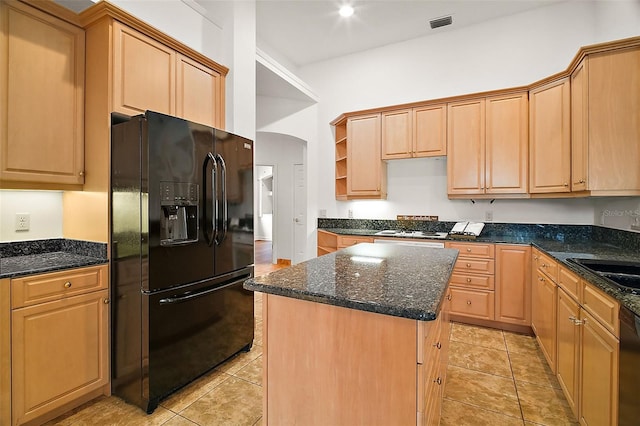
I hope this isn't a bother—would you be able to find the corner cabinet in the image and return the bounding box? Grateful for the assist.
[332,114,386,200]
[0,0,85,187]
[447,92,528,197]
[529,78,571,194]
[9,265,109,426]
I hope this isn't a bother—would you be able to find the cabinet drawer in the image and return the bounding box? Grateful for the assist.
[449,272,495,290]
[449,288,495,320]
[453,258,495,275]
[558,266,582,303]
[446,242,494,258]
[533,250,558,282]
[11,265,108,309]
[582,282,619,337]
[417,314,441,365]
[337,236,374,248]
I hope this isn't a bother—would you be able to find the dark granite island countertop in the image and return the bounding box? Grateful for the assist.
[244,243,459,321]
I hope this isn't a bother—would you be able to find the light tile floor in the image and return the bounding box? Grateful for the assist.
[442,322,579,426]
[46,254,575,426]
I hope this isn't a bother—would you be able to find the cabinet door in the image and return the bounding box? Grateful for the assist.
[556,288,580,418]
[113,22,175,116]
[531,270,557,373]
[413,104,446,157]
[0,1,85,185]
[347,114,385,198]
[176,53,223,128]
[447,99,485,195]
[11,289,109,425]
[381,109,412,159]
[495,245,531,326]
[529,78,571,193]
[571,58,588,192]
[587,46,640,193]
[579,310,619,426]
[485,93,528,194]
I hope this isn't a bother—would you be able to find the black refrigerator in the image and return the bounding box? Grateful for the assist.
[110,111,255,413]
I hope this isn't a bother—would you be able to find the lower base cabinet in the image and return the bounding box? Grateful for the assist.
[8,265,109,425]
[531,269,557,373]
[556,287,581,417]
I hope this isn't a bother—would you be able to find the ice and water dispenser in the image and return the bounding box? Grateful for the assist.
[160,182,198,245]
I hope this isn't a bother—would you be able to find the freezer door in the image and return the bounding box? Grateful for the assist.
[146,111,216,291]
[213,130,255,276]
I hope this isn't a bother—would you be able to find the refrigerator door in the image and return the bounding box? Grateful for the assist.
[213,129,255,276]
[146,112,216,292]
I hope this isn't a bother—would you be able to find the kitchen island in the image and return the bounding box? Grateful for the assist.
[244,243,458,426]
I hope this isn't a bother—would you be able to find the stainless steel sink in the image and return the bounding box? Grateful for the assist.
[567,258,640,294]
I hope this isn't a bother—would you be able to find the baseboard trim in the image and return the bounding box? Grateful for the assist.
[276,258,291,266]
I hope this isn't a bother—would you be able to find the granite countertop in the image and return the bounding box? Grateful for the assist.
[320,224,640,318]
[0,239,108,279]
[244,243,459,321]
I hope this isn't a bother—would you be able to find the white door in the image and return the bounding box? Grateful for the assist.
[293,164,306,264]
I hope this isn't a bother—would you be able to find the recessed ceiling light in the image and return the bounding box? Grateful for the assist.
[339,4,354,17]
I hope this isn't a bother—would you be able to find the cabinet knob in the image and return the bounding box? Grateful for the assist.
[466,300,472,305]
[466,263,471,268]
[538,277,545,282]
[103,298,110,304]
[466,248,472,252]
[466,278,472,283]
[434,377,442,385]
[64,281,72,288]
[563,183,569,187]
[579,179,585,184]
[79,171,85,176]
[534,255,539,260]
[446,294,452,301]
[569,316,584,325]
[433,342,442,349]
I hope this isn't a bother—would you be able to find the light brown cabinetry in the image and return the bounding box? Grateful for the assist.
[381,105,446,159]
[332,113,386,199]
[445,242,495,320]
[263,293,448,425]
[557,266,619,425]
[529,78,571,194]
[9,265,109,426]
[316,231,374,256]
[447,93,528,197]
[495,244,531,326]
[346,114,386,199]
[0,0,85,187]
[337,235,374,249]
[531,249,558,372]
[573,46,640,195]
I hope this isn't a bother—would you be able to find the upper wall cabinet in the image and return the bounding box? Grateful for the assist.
[447,92,528,197]
[381,105,446,160]
[0,0,85,187]
[529,78,571,194]
[112,23,224,127]
[579,46,640,195]
[333,113,386,200]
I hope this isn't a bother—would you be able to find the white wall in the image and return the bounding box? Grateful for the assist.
[255,165,273,240]
[0,191,63,241]
[254,131,305,261]
[294,0,640,227]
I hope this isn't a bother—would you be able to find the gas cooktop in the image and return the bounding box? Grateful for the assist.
[373,230,449,239]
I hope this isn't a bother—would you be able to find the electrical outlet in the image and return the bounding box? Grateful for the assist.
[485,211,493,222]
[15,213,30,231]
[631,217,640,231]
[319,209,327,218]
[348,209,353,219]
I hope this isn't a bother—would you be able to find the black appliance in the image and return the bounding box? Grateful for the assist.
[619,306,640,425]
[110,111,255,413]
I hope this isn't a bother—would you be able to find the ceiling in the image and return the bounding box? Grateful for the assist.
[253,0,565,68]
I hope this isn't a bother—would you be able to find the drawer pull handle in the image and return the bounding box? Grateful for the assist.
[466,300,472,305]
[541,263,547,268]
[434,377,442,385]
[538,277,544,282]
[466,278,472,283]
[569,316,584,325]
[466,263,471,268]
[433,342,442,349]
[466,248,472,252]
[446,294,452,301]
[64,281,72,288]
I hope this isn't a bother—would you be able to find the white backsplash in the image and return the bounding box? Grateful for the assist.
[0,190,63,242]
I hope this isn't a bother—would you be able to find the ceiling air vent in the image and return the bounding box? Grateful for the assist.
[430,15,452,29]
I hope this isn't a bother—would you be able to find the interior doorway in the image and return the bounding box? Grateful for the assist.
[256,164,275,263]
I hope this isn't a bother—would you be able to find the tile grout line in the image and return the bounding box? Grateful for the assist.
[502,331,528,425]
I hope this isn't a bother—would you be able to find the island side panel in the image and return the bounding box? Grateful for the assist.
[264,294,418,425]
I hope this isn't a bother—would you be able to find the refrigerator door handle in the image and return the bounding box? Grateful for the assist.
[202,152,217,246]
[158,273,251,305]
[214,153,228,245]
